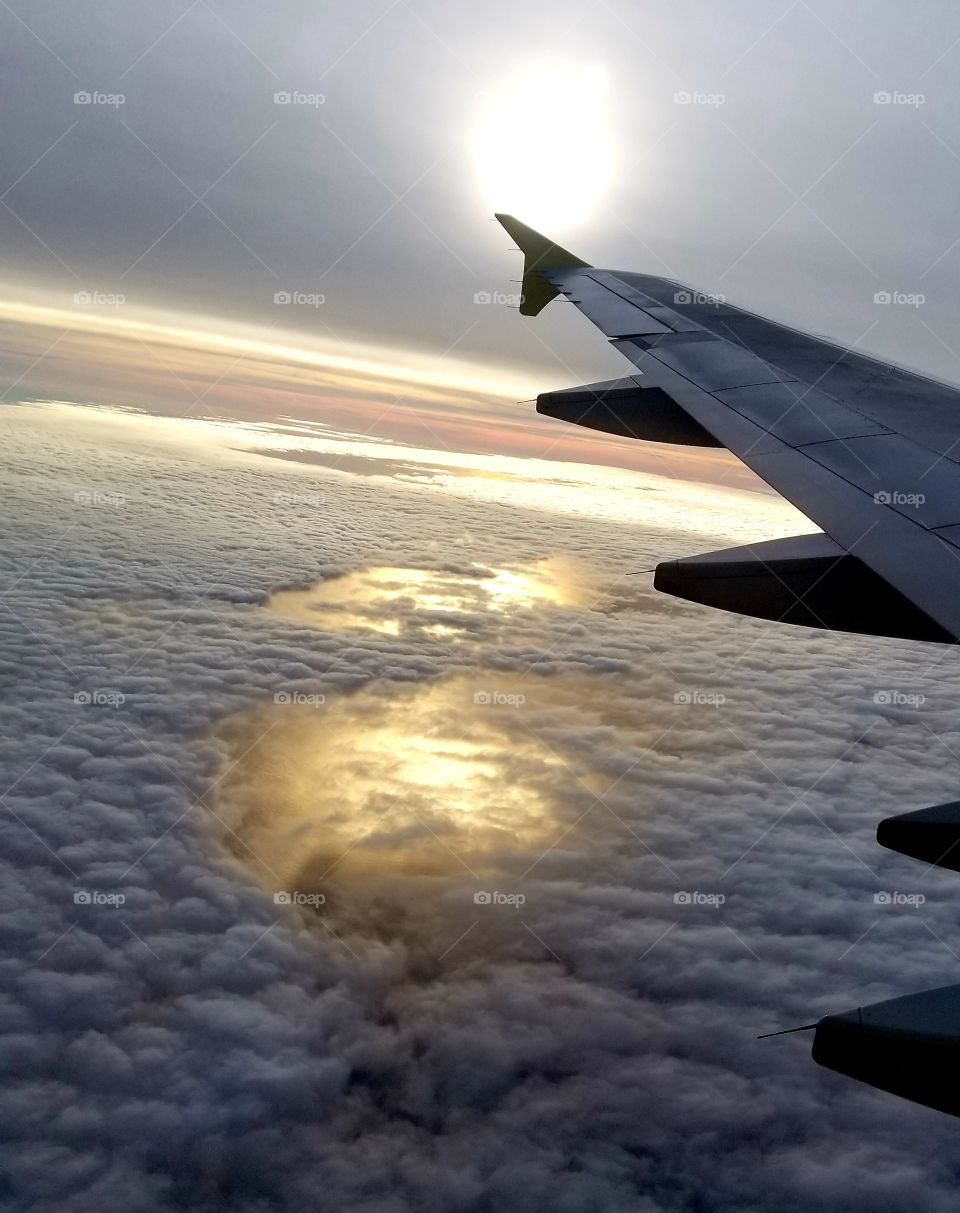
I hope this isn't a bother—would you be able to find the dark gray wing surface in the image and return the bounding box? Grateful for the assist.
[496,212,960,643]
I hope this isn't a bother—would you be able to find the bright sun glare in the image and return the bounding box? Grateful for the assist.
[473,62,615,230]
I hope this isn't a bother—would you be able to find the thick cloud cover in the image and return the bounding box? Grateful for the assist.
[3,401,960,1212]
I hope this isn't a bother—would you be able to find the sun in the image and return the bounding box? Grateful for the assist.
[473,62,615,231]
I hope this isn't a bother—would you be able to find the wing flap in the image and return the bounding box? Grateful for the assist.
[712,382,891,447]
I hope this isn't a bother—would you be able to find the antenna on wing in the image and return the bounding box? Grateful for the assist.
[756,1023,818,1039]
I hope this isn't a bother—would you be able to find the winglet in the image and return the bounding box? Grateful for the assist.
[494,213,590,316]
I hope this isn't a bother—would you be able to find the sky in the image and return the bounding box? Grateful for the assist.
[6,0,960,445]
[5,3,960,1212]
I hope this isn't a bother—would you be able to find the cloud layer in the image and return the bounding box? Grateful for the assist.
[3,403,960,1212]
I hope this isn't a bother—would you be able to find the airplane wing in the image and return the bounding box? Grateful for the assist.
[496,212,960,646]
[495,212,960,1116]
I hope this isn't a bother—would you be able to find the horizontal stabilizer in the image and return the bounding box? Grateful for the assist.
[536,377,722,446]
[495,213,589,316]
[877,802,960,871]
[813,984,960,1116]
[654,533,955,643]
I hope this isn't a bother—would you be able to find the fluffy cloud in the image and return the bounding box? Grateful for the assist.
[3,402,960,1213]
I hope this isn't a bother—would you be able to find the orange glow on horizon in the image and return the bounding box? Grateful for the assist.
[0,285,773,493]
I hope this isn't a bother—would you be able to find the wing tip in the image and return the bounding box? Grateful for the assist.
[493,213,589,271]
[493,213,589,316]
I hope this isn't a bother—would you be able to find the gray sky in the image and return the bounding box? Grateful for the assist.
[5,0,960,390]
